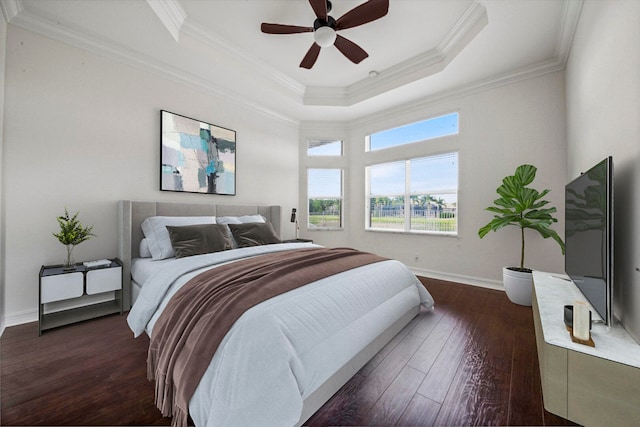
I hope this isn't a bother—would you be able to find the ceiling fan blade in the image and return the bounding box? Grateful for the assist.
[261,23,313,34]
[335,0,389,31]
[309,0,328,21]
[334,35,369,64]
[300,43,322,69]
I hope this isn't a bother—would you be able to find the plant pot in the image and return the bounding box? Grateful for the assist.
[503,266,533,306]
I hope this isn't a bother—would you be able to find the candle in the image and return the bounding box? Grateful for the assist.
[573,301,590,341]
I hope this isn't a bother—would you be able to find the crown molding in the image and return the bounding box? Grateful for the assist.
[298,120,349,136]
[555,0,584,67]
[4,1,299,127]
[146,0,186,42]
[346,0,584,129]
[350,55,566,131]
[0,0,22,22]
[303,0,489,107]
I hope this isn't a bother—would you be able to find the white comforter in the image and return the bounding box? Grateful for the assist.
[127,243,434,427]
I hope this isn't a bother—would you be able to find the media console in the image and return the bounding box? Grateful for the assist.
[532,271,640,426]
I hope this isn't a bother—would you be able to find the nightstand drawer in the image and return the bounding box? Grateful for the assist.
[41,272,84,303]
[86,266,122,294]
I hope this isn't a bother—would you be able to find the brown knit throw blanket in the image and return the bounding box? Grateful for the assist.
[147,247,387,427]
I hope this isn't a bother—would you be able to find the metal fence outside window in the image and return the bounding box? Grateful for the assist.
[369,204,456,232]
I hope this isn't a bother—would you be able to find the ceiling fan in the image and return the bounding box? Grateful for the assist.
[260,0,389,69]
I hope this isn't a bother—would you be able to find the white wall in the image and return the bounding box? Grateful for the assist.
[301,71,568,288]
[0,11,7,334]
[2,25,300,325]
[565,0,640,342]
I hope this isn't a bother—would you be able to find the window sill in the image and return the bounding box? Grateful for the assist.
[365,228,458,237]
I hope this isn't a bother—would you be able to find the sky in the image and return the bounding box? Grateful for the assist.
[369,153,459,202]
[369,112,458,151]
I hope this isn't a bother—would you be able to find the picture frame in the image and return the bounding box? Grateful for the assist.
[160,110,236,195]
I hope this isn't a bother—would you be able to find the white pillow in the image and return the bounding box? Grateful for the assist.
[216,214,265,224]
[139,238,152,258]
[141,216,216,260]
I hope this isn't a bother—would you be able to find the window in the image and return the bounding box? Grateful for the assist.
[367,112,458,151]
[308,140,343,156]
[366,152,458,234]
[308,169,343,229]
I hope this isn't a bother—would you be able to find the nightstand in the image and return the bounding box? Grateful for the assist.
[283,238,314,243]
[38,258,123,335]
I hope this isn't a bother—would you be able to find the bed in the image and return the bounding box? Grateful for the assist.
[118,200,434,427]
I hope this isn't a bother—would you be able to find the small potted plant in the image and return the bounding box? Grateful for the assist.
[53,208,95,269]
[478,164,565,305]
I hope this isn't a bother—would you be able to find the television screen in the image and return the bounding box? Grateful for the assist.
[565,157,613,325]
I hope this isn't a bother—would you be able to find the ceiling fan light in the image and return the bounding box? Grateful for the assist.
[314,26,336,47]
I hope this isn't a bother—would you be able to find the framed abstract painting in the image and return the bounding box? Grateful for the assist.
[160,110,236,195]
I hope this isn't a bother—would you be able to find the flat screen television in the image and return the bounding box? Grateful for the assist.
[565,157,614,326]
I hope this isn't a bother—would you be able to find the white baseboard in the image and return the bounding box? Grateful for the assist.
[4,308,37,328]
[4,293,117,330]
[411,267,504,291]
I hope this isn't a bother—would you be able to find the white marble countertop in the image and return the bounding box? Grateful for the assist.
[533,271,640,368]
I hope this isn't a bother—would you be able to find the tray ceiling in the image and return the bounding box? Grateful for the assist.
[1,0,583,123]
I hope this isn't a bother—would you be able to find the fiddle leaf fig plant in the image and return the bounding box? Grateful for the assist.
[53,207,95,268]
[478,164,565,271]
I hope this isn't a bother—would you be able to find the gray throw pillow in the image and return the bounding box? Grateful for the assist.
[228,222,281,248]
[166,224,233,258]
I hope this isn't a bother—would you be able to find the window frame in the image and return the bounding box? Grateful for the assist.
[366,112,459,152]
[307,168,344,231]
[365,151,459,236]
[307,139,343,157]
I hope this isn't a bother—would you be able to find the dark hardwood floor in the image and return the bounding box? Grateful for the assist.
[1,277,577,426]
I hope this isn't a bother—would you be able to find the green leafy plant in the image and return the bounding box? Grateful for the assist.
[53,208,95,267]
[478,164,565,272]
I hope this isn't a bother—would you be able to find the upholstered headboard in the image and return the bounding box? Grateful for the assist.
[118,200,281,309]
